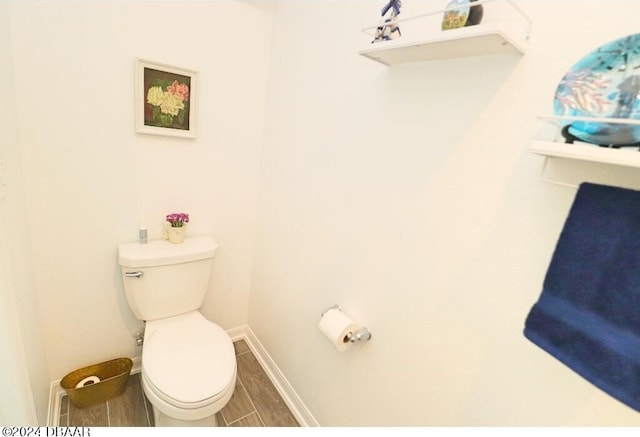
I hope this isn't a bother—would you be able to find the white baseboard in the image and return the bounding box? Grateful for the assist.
[228,325,319,427]
[47,379,64,426]
[47,326,317,427]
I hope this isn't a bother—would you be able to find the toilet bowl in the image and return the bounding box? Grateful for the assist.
[140,311,236,426]
[119,236,236,426]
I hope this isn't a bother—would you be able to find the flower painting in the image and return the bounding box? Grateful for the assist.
[135,59,197,138]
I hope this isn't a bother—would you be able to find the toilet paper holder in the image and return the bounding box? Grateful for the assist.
[346,326,372,343]
[321,305,372,343]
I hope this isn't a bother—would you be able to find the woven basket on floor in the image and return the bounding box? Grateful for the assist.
[60,357,133,408]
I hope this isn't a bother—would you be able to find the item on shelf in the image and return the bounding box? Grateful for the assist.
[560,122,640,150]
[466,0,484,27]
[372,0,402,43]
[554,33,640,148]
[442,0,483,31]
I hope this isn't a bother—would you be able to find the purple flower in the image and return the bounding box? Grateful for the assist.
[166,212,190,227]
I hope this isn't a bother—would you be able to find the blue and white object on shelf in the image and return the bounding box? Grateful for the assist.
[554,33,640,147]
[372,0,402,43]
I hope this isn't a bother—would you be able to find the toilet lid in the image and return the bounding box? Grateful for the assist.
[142,313,236,404]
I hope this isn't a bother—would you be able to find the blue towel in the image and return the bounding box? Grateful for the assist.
[524,182,640,411]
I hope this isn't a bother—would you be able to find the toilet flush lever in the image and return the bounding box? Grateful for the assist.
[124,271,144,278]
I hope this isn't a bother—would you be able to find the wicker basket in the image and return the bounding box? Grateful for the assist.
[60,358,133,408]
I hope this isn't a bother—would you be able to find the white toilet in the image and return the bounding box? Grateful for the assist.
[118,235,236,426]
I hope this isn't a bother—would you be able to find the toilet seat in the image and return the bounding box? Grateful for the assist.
[141,311,236,409]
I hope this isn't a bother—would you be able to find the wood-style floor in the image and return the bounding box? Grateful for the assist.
[58,340,299,427]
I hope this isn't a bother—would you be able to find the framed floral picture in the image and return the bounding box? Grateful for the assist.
[135,59,197,138]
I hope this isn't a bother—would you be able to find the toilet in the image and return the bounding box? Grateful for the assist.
[118,235,236,426]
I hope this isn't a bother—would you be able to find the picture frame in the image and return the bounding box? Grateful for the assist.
[135,58,197,138]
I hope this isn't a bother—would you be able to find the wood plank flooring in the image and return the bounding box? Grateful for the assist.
[58,340,299,427]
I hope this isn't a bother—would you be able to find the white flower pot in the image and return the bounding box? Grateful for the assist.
[166,225,186,244]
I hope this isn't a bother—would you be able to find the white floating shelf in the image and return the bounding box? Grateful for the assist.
[530,116,640,169]
[359,0,531,65]
[359,23,526,65]
[530,140,640,169]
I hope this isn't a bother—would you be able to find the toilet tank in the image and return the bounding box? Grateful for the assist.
[118,236,218,321]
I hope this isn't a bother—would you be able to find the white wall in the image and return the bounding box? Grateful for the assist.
[0,1,49,425]
[9,0,275,381]
[249,0,640,426]
[8,0,640,427]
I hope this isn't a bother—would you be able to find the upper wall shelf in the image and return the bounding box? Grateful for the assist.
[530,116,640,169]
[358,0,532,66]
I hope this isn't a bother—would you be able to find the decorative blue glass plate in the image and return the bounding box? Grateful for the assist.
[554,33,640,147]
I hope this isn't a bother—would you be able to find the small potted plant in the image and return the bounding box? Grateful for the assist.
[164,212,189,243]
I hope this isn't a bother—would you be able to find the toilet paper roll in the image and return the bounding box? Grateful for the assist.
[318,307,358,352]
[76,375,101,388]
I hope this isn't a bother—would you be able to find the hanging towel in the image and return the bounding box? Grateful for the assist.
[524,182,640,411]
